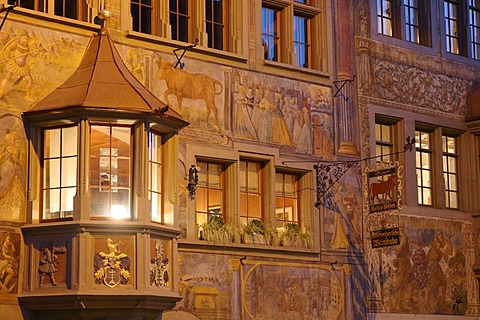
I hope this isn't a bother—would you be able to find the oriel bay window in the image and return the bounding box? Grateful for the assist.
[42,126,78,221]
[30,120,180,223]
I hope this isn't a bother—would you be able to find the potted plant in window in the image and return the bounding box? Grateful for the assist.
[278,223,313,248]
[199,215,240,244]
[241,219,277,245]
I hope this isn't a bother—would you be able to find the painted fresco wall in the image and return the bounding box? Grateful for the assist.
[377,217,474,315]
[355,0,480,317]
[0,22,87,309]
[163,253,345,320]
[117,44,335,160]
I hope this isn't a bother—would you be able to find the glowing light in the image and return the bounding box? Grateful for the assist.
[110,205,129,219]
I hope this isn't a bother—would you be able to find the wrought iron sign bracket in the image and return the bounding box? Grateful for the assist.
[333,75,356,101]
[0,3,15,31]
[314,136,415,208]
[173,38,198,69]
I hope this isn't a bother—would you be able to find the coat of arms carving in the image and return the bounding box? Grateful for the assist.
[150,240,169,287]
[93,238,130,288]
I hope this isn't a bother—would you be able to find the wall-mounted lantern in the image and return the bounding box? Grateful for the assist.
[187,165,199,200]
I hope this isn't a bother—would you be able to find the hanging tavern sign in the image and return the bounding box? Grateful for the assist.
[363,161,403,249]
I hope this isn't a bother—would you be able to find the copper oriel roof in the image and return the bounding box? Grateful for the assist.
[27,19,187,126]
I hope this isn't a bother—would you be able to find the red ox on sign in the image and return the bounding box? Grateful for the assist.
[370,174,396,204]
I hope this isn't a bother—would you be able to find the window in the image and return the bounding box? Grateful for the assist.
[376,0,431,46]
[275,172,299,229]
[239,160,263,224]
[169,0,190,42]
[205,0,226,50]
[293,14,310,67]
[470,0,480,59]
[42,126,77,220]
[9,0,96,23]
[415,129,432,205]
[375,122,394,163]
[90,125,131,219]
[444,0,480,59]
[131,0,154,34]
[445,1,460,54]
[404,0,419,43]
[149,132,163,222]
[442,135,459,209]
[196,161,225,225]
[261,1,325,70]
[262,6,280,61]
[377,0,393,36]
[130,0,240,53]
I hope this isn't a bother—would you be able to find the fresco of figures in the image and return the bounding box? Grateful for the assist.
[117,45,336,159]
[0,114,27,223]
[321,169,363,251]
[243,262,342,320]
[164,252,233,320]
[0,24,88,111]
[378,217,473,315]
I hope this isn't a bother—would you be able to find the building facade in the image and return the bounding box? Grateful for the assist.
[0,0,478,319]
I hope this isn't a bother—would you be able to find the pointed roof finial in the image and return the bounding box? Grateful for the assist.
[97,10,112,34]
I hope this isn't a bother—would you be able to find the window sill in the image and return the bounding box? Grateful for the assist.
[178,238,319,259]
[442,51,480,68]
[9,7,100,34]
[125,31,249,65]
[261,59,330,79]
[370,33,437,57]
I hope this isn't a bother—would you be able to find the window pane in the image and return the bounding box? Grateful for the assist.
[45,159,60,189]
[43,126,77,220]
[205,0,224,50]
[240,160,262,222]
[44,129,60,158]
[294,15,309,67]
[196,161,225,225]
[44,189,60,218]
[170,0,190,42]
[377,0,393,36]
[91,125,131,219]
[61,157,77,187]
[61,187,76,213]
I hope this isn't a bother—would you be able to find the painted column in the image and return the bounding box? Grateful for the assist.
[336,0,358,156]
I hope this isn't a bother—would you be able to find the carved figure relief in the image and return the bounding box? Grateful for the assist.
[94,238,131,288]
[0,231,19,294]
[38,248,58,287]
